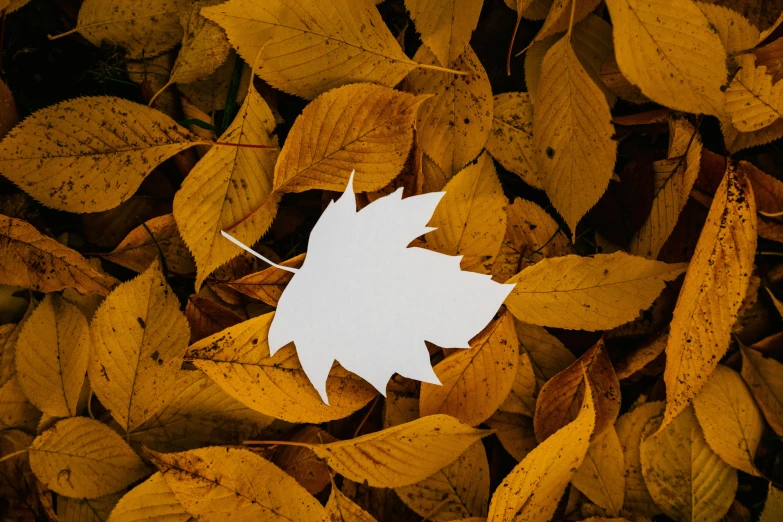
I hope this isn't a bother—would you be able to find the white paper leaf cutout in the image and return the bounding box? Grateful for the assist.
[222,173,513,404]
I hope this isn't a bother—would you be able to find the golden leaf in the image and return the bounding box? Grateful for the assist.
[740,346,783,435]
[615,332,667,380]
[405,0,483,66]
[225,253,305,306]
[604,0,728,115]
[185,312,376,423]
[760,483,783,522]
[29,417,148,499]
[0,376,40,431]
[89,259,191,432]
[500,351,537,417]
[306,415,490,488]
[395,440,489,521]
[384,377,420,428]
[423,152,507,273]
[421,311,518,426]
[274,84,423,193]
[327,486,379,522]
[107,472,190,522]
[505,252,686,330]
[0,215,118,295]
[532,0,601,44]
[663,164,757,428]
[0,97,200,213]
[0,296,36,389]
[147,446,329,521]
[570,427,625,517]
[640,407,737,522]
[514,320,575,382]
[167,1,231,86]
[628,118,703,259]
[534,32,616,235]
[15,294,90,418]
[485,93,539,188]
[185,296,242,343]
[724,54,783,132]
[173,80,280,290]
[485,410,537,461]
[696,3,760,59]
[271,425,336,495]
[58,493,122,522]
[178,52,251,114]
[487,379,595,522]
[408,45,493,177]
[203,0,423,99]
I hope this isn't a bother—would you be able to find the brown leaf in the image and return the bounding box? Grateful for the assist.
[224,253,306,306]
[185,296,242,343]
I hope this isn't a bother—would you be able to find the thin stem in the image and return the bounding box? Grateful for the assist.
[243,440,314,448]
[416,62,468,75]
[353,396,379,438]
[212,142,275,149]
[0,449,28,464]
[506,13,522,76]
[759,251,783,258]
[760,210,783,218]
[148,79,173,107]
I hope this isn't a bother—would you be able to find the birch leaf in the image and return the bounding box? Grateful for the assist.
[0,215,118,295]
[15,294,90,418]
[724,54,783,132]
[168,1,231,86]
[107,472,191,522]
[29,417,148,499]
[693,364,763,476]
[89,258,191,432]
[185,312,376,423]
[405,0,484,66]
[0,97,200,213]
[740,346,783,435]
[485,93,539,189]
[225,253,305,306]
[203,0,420,99]
[420,311,518,426]
[505,252,686,331]
[327,486,378,522]
[274,84,423,194]
[696,3,759,59]
[760,484,783,522]
[534,33,616,235]
[604,0,728,115]
[147,446,329,521]
[570,427,625,517]
[663,164,757,428]
[173,80,280,290]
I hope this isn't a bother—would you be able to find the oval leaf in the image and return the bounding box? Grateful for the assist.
[107,472,190,522]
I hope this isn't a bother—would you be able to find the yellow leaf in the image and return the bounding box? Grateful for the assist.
[168,1,231,86]
[514,320,575,382]
[767,287,783,318]
[89,259,191,432]
[408,45,493,177]
[722,116,783,153]
[640,407,737,522]
[0,97,200,213]
[696,3,760,59]
[486,93,539,189]
[203,0,422,99]
[760,483,783,522]
[306,415,490,488]
[15,294,90,417]
[740,346,783,435]
[57,0,182,60]
[693,364,763,475]
[505,252,686,330]
[225,253,305,306]
[395,440,489,521]
[102,214,196,275]
[271,425,336,495]
[532,0,601,44]
[487,378,595,522]
[0,215,118,295]
[0,376,40,431]
[570,427,625,517]
[58,493,122,522]
[724,54,783,132]
[405,0,483,66]
[186,312,376,422]
[273,84,423,194]
[615,332,667,380]
[628,118,703,259]
[177,51,251,114]
[663,164,757,428]
[423,152,507,273]
[173,80,280,290]
[604,0,728,115]
[327,485,379,522]
[107,472,190,522]
[534,33,616,235]
[29,417,148,499]
[615,401,664,517]
[499,351,537,417]
[147,446,329,521]
[485,410,537,461]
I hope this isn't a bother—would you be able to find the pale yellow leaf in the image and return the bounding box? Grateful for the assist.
[203,0,419,99]
[499,351,537,417]
[15,294,90,417]
[505,252,686,330]
[740,346,783,435]
[534,33,616,234]
[173,80,280,290]
[29,417,148,499]
[514,320,575,382]
[696,3,759,58]
[89,258,191,432]
[327,486,379,522]
[0,376,40,431]
[663,164,757,428]
[407,45,493,177]
[532,0,602,44]
[570,427,625,517]
[604,0,728,115]
[485,93,539,188]
[107,472,190,522]
[168,1,231,85]
[58,493,122,522]
[760,483,783,522]
[186,312,376,422]
[148,446,328,521]
[724,54,783,132]
[405,0,483,66]
[306,415,489,488]
[0,97,200,213]
[487,379,595,522]
[224,253,305,306]
[640,407,737,522]
[485,410,537,461]
[395,440,489,521]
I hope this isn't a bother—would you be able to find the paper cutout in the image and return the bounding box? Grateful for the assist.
[222,173,514,403]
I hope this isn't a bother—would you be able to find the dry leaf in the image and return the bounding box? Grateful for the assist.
[271,425,337,495]
[58,493,122,522]
[485,92,539,188]
[29,417,148,499]
[500,351,537,417]
[696,3,760,59]
[760,483,783,522]
[168,1,231,86]
[505,252,686,330]
[615,332,667,380]
[15,294,90,417]
[485,410,537,461]
[532,0,602,44]
[570,427,625,517]
[740,345,783,435]
[724,54,783,132]
[327,485,379,522]
[405,0,483,66]
[224,253,305,306]
[185,296,242,343]
[663,164,757,428]
[177,51,251,113]
[89,258,191,432]
[0,376,40,431]
[106,472,190,522]
[0,79,18,138]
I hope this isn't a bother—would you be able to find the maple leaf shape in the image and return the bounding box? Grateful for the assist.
[223,173,513,403]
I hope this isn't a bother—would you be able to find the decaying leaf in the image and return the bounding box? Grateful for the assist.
[0,375,40,431]
[106,472,190,522]
[327,485,379,522]
[485,92,539,188]
[224,253,305,306]
[167,1,231,86]
[740,345,783,435]
[723,54,783,132]
[185,296,242,343]
[271,425,337,495]
[405,0,483,66]
[696,3,759,59]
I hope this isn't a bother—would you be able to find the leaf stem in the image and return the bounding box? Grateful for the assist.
[416,62,468,76]
[211,142,276,149]
[0,449,28,464]
[506,13,523,76]
[243,440,315,448]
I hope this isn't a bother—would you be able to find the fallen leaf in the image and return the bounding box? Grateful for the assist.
[696,3,759,59]
[405,0,483,66]
[485,410,537,461]
[760,483,783,522]
[177,51,251,113]
[184,296,242,343]
[570,427,625,517]
[499,350,537,417]
[224,253,305,306]
[167,1,231,86]
[724,54,783,132]
[0,79,18,138]
[485,93,539,188]
[615,332,667,380]
[106,472,190,522]
[271,425,337,495]
[616,401,664,517]
[327,485,379,522]
[533,0,602,44]
[58,493,122,522]
[740,345,783,435]
[0,376,40,431]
